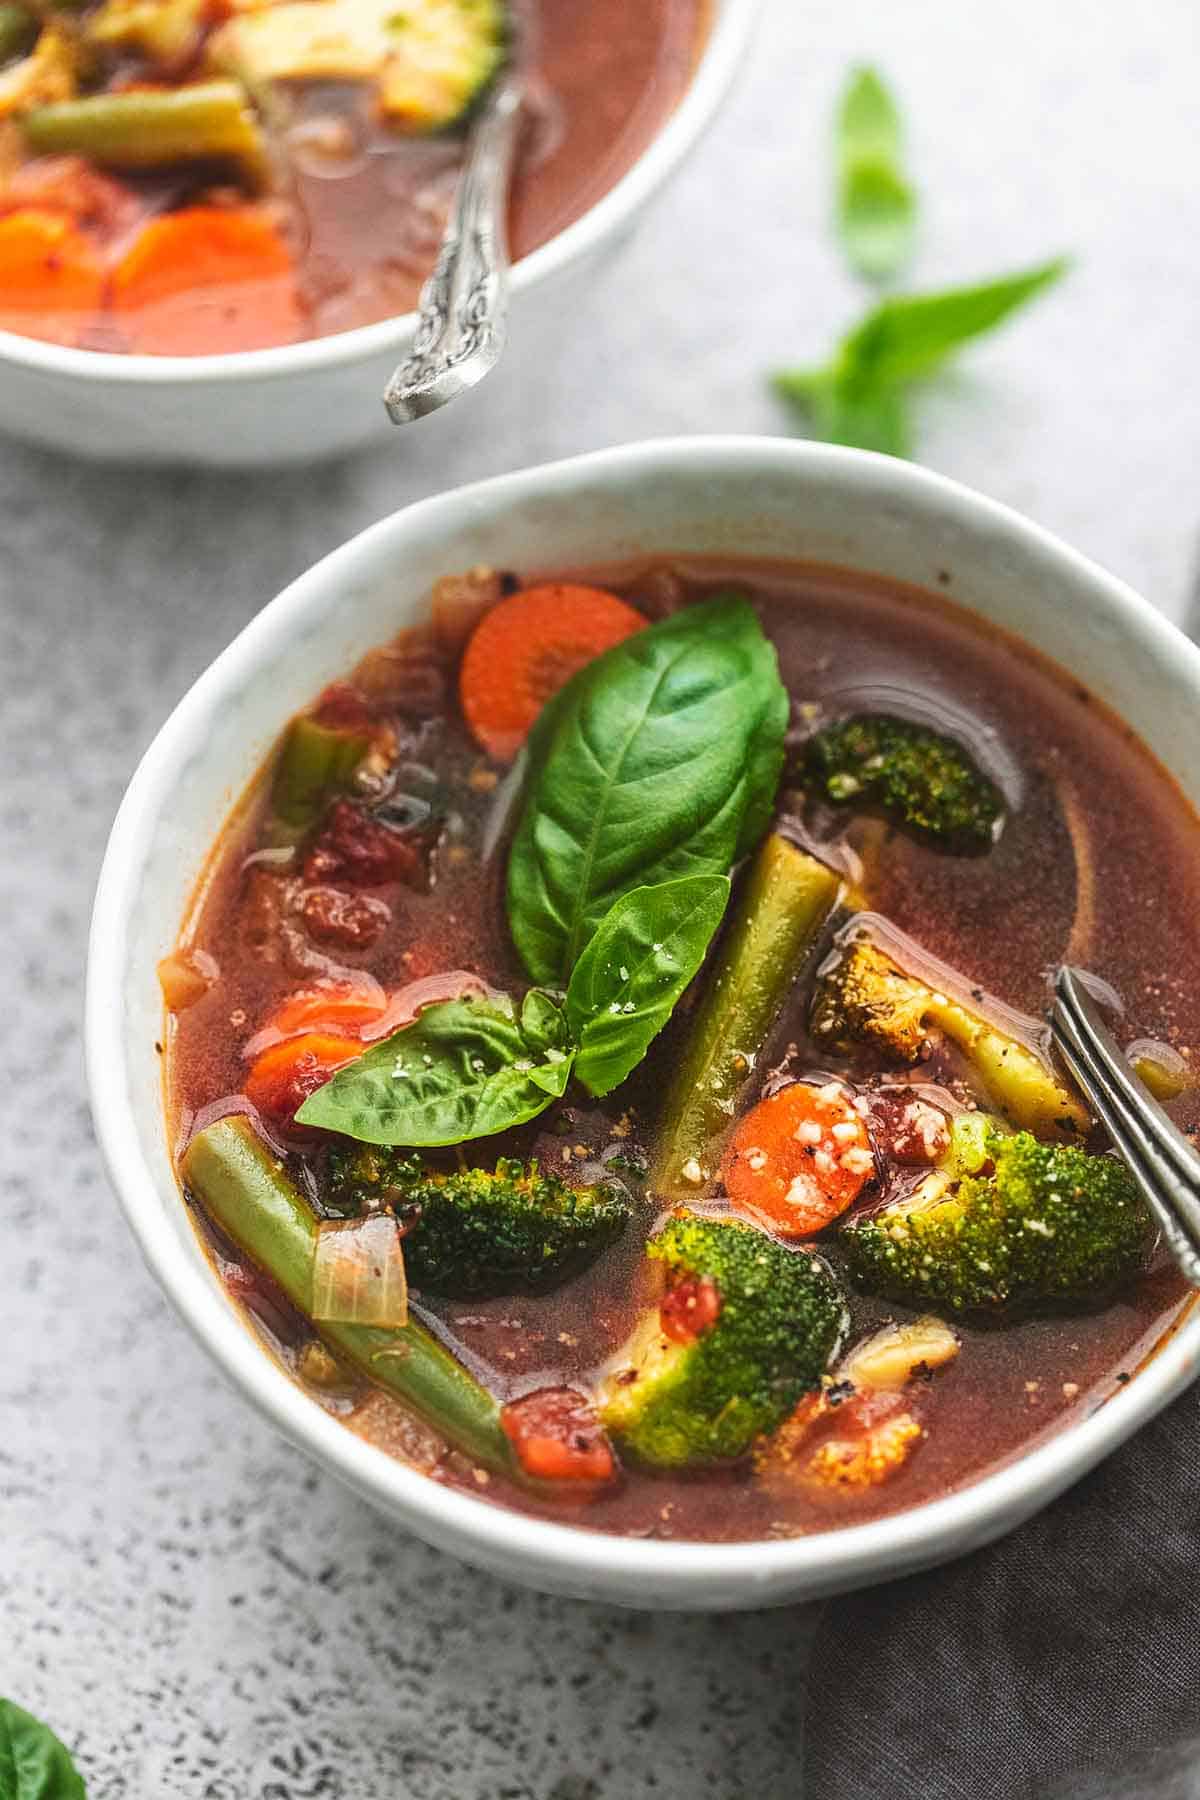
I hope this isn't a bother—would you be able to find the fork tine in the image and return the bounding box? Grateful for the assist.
[1054,1019,1200,1284]
[1056,969,1200,1186]
[1052,967,1200,1288]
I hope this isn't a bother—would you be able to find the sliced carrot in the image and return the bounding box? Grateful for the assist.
[721,1080,874,1237]
[458,583,646,761]
[111,206,302,355]
[500,1387,616,1484]
[0,209,105,344]
[244,978,388,1059]
[243,1030,363,1123]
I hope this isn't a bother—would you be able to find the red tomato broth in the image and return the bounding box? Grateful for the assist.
[0,0,706,354]
[166,558,1200,1542]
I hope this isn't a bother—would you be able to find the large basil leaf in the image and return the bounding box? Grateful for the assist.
[296,994,573,1146]
[507,594,787,983]
[567,876,730,1098]
[0,1701,87,1800]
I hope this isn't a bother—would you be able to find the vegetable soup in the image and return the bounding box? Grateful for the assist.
[165,562,1200,1542]
[0,0,704,354]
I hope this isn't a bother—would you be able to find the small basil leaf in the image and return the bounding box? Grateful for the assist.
[507,595,787,984]
[519,986,570,1054]
[840,258,1070,386]
[772,259,1067,458]
[0,1699,87,1800]
[295,995,573,1146]
[836,67,914,282]
[567,876,731,1098]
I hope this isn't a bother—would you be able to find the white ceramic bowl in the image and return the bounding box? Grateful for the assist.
[0,0,756,468]
[87,437,1200,1610]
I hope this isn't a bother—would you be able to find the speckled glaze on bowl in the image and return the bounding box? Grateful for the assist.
[87,438,1200,1610]
[0,0,757,468]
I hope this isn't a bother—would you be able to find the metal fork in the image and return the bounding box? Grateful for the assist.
[1051,965,1200,1287]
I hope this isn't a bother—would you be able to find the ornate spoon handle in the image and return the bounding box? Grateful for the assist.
[383,73,523,425]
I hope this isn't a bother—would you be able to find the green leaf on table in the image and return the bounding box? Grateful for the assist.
[567,875,731,1098]
[507,594,787,985]
[837,258,1071,384]
[0,1700,87,1800]
[296,993,574,1146]
[773,369,911,458]
[772,257,1069,457]
[836,66,915,281]
[838,64,903,162]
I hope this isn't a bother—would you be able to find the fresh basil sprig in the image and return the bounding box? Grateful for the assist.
[837,66,915,282]
[0,1700,87,1799]
[507,594,787,985]
[297,878,734,1142]
[300,599,787,1149]
[297,992,574,1145]
[567,875,730,1098]
[773,259,1069,458]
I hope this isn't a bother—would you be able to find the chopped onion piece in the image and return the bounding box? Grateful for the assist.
[1129,1038,1191,1102]
[157,947,219,1012]
[360,969,494,1041]
[312,1214,408,1328]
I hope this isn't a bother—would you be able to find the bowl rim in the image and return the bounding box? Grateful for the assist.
[87,436,1200,1603]
[0,0,759,390]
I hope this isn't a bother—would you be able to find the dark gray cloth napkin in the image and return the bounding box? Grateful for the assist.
[803,1384,1200,1799]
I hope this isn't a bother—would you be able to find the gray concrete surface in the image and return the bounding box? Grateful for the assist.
[2,1,1198,1793]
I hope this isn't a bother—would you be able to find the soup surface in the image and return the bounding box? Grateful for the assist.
[0,0,703,354]
[166,559,1200,1542]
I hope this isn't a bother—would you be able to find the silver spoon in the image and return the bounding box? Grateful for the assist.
[383,43,524,424]
[1051,965,1200,1287]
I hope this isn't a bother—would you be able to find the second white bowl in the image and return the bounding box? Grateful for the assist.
[0,0,757,467]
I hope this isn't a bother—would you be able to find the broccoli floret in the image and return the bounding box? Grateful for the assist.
[805,714,1003,850]
[842,1115,1150,1315]
[811,938,1088,1137]
[325,1146,628,1297]
[211,0,506,134]
[598,1214,848,1469]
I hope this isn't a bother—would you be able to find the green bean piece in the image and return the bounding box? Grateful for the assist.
[268,715,373,838]
[0,4,36,62]
[22,80,268,187]
[652,834,841,1197]
[181,1115,518,1477]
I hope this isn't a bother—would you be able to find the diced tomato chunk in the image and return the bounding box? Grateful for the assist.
[304,799,429,889]
[660,1276,722,1345]
[867,1091,951,1165]
[500,1388,617,1484]
[759,1385,925,1493]
[301,885,390,949]
[312,680,375,732]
